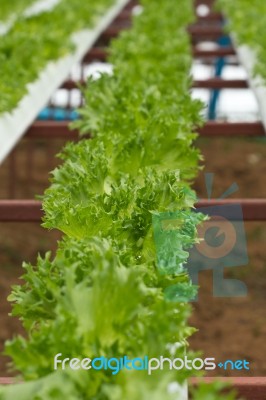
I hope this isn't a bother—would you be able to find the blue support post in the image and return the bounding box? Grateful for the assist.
[208,34,231,120]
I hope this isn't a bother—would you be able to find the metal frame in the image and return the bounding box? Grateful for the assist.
[25,121,265,139]
[83,46,237,62]
[1,199,266,222]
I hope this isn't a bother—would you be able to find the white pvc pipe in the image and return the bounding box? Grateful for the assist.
[232,34,266,132]
[24,0,61,17]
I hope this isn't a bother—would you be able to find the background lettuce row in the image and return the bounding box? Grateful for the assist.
[0,0,116,114]
[0,0,236,399]
[0,0,37,23]
[218,0,266,82]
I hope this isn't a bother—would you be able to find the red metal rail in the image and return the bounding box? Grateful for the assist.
[0,200,43,222]
[83,46,237,63]
[0,199,266,222]
[62,78,248,90]
[193,47,236,57]
[26,121,80,139]
[25,121,265,139]
[193,78,248,89]
[196,12,223,22]
[95,25,226,43]
[198,121,265,137]
[188,25,224,38]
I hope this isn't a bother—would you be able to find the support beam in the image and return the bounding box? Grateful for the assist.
[194,78,248,89]
[82,47,108,62]
[26,121,265,139]
[196,12,223,22]
[0,199,266,222]
[196,199,266,221]
[0,200,43,222]
[97,26,226,42]
[26,121,80,139]
[83,46,237,63]
[199,121,265,137]
[193,47,236,57]
[189,24,224,32]
[188,25,224,39]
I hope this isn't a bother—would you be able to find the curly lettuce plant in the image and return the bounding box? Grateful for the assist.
[0,0,37,23]
[218,0,266,83]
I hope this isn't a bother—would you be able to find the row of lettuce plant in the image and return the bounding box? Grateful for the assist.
[0,0,237,399]
[218,0,266,83]
[0,0,37,24]
[0,0,119,115]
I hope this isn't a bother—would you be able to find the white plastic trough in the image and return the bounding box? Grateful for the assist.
[232,34,266,132]
[0,0,131,164]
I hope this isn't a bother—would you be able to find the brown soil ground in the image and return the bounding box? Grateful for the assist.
[0,136,266,377]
